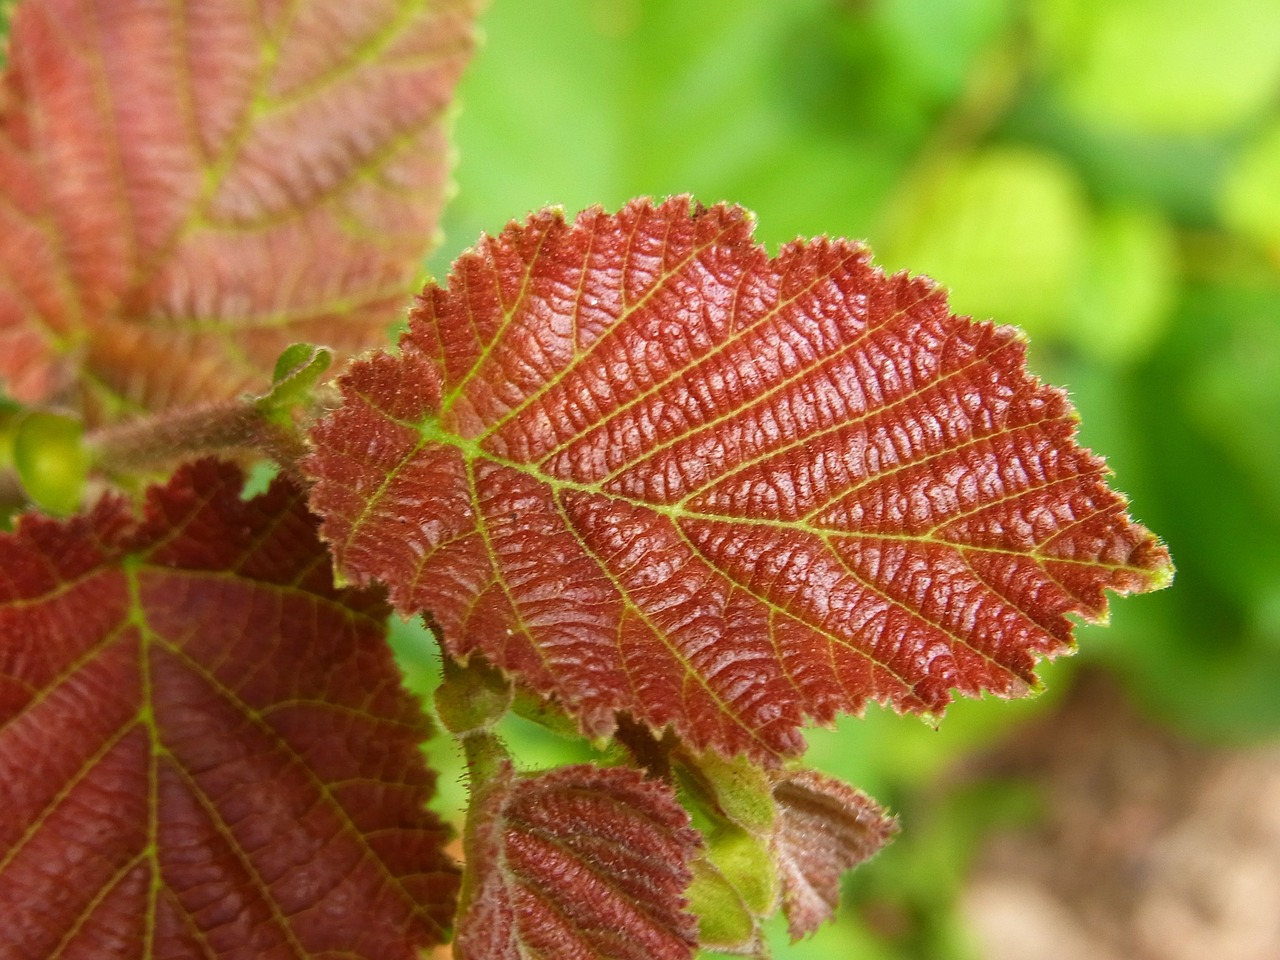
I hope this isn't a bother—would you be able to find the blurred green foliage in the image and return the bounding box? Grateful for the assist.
[424,0,1280,955]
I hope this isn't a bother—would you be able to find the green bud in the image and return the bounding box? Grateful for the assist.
[686,857,762,954]
[13,411,89,516]
[434,656,513,736]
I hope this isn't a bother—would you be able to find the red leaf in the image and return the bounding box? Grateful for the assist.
[456,763,700,960]
[0,0,477,417]
[773,770,897,940]
[306,196,1174,764]
[0,460,456,958]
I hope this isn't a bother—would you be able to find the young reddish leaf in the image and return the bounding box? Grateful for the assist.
[456,762,700,960]
[306,196,1174,764]
[773,770,897,940]
[0,460,456,958]
[0,0,477,418]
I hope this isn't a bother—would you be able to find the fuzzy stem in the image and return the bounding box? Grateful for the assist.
[0,466,26,518]
[86,399,309,479]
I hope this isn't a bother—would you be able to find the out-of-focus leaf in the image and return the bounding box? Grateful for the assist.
[1094,283,1280,740]
[0,0,478,420]
[437,0,787,227]
[1004,94,1234,227]
[883,147,1089,337]
[455,762,700,960]
[0,460,457,957]
[436,0,901,272]
[872,0,1015,105]
[1221,122,1280,254]
[1065,206,1178,364]
[1185,303,1280,532]
[1162,288,1280,596]
[307,196,1172,764]
[774,770,897,940]
[1033,0,1280,135]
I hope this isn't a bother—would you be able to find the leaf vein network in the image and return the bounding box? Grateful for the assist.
[478,214,738,438]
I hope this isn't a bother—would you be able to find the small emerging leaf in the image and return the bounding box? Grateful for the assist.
[687,825,778,955]
[0,460,456,957]
[456,762,701,960]
[676,753,778,954]
[682,751,777,835]
[307,197,1173,765]
[686,855,768,956]
[272,342,334,388]
[774,770,897,940]
[256,342,333,426]
[683,757,779,931]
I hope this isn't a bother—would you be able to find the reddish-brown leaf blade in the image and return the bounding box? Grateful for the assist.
[456,763,700,960]
[0,0,476,418]
[773,770,896,940]
[306,196,1174,764]
[0,460,456,958]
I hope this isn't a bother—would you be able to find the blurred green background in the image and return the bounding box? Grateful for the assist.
[403,0,1280,956]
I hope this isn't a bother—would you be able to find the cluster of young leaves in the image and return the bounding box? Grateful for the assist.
[0,2,1173,958]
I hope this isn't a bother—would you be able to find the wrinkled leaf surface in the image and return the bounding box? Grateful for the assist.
[0,460,455,958]
[456,762,699,960]
[307,197,1173,763]
[773,769,897,939]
